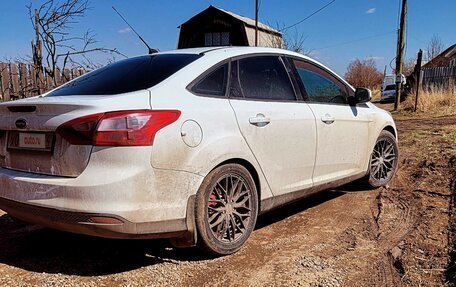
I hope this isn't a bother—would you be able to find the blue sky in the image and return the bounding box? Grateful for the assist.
[0,0,455,75]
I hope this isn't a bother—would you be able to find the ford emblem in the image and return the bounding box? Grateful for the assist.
[15,119,28,129]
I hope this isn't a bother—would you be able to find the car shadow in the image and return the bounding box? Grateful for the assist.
[0,184,373,276]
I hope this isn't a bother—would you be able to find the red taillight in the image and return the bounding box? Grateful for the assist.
[57,110,181,146]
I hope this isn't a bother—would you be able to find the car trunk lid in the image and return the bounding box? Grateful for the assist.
[0,91,151,177]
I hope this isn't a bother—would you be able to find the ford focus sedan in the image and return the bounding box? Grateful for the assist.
[0,47,398,255]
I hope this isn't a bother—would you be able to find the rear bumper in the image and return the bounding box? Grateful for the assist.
[0,147,204,238]
[0,196,188,239]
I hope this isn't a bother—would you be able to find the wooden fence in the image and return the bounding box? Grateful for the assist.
[421,66,456,89]
[0,62,87,102]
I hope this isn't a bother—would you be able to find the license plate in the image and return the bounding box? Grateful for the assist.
[8,132,54,152]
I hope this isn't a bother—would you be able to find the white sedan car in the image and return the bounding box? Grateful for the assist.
[0,47,398,255]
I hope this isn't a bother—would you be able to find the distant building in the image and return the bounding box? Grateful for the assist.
[423,43,456,68]
[421,43,456,88]
[177,6,283,49]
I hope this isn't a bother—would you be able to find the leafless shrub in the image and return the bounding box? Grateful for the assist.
[344,58,383,89]
[403,57,417,77]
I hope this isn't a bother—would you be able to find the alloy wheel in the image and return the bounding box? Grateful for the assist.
[370,138,397,182]
[207,173,252,243]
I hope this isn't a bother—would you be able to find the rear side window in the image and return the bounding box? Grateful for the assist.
[235,56,296,101]
[46,54,201,96]
[293,59,348,104]
[192,64,228,97]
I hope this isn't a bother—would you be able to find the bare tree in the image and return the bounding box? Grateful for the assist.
[268,22,312,56]
[402,57,417,76]
[345,58,383,89]
[425,34,444,62]
[27,0,125,87]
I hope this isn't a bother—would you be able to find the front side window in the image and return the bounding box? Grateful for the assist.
[234,56,296,101]
[46,54,201,96]
[293,59,348,104]
[192,64,228,97]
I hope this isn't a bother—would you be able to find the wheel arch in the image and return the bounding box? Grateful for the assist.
[382,125,397,139]
[213,158,262,209]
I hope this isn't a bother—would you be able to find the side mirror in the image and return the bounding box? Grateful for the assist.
[354,88,372,103]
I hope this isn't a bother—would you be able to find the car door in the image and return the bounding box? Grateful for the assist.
[290,58,373,186]
[228,55,317,196]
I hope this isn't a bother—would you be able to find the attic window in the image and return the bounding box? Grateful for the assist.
[204,32,230,46]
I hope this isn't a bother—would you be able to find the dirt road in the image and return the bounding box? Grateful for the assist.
[0,114,455,287]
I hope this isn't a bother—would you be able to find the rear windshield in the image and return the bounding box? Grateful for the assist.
[46,54,201,96]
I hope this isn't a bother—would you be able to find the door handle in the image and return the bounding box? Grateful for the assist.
[321,114,335,124]
[249,114,270,127]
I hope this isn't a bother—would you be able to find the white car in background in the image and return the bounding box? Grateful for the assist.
[381,84,397,103]
[380,74,406,103]
[0,47,398,255]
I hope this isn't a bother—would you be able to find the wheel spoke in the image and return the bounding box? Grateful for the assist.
[372,163,381,178]
[216,183,228,198]
[228,176,234,200]
[209,212,224,228]
[383,161,393,169]
[233,188,249,202]
[231,180,244,202]
[229,215,237,241]
[233,194,250,208]
[233,211,248,231]
[208,206,225,213]
[225,177,229,197]
[229,176,241,201]
[222,216,230,240]
[384,152,396,160]
[215,216,226,239]
[209,199,226,206]
[384,144,394,155]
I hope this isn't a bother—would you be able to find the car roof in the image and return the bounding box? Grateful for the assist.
[154,46,354,91]
[158,46,312,59]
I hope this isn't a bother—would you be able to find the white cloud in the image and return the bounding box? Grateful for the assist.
[366,8,376,14]
[367,56,384,61]
[117,27,132,34]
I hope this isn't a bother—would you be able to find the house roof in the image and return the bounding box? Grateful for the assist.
[423,43,456,67]
[444,44,456,58]
[179,5,282,36]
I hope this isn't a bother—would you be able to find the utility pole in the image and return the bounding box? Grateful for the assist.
[394,0,407,111]
[414,49,423,112]
[255,0,259,46]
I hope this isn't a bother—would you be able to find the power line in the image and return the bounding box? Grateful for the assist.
[280,0,336,32]
[312,30,396,51]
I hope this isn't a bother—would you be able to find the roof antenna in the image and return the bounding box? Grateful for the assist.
[112,6,158,54]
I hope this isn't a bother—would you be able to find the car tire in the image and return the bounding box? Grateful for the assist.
[365,130,399,188]
[195,163,258,256]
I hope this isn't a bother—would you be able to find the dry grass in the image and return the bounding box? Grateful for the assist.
[401,85,456,115]
[371,89,381,102]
